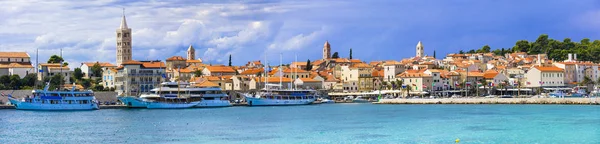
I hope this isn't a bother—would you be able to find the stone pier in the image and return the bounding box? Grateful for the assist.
[375,98,600,105]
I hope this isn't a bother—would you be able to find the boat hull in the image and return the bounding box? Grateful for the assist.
[146,101,201,109]
[117,96,147,108]
[194,100,232,107]
[245,97,315,106]
[8,98,99,110]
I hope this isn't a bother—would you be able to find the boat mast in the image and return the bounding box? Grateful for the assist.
[177,66,180,98]
[158,60,163,96]
[264,52,267,92]
[279,53,282,90]
[294,54,297,90]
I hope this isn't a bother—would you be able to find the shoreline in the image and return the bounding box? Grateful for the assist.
[375,98,600,105]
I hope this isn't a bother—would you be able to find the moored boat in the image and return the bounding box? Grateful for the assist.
[117,96,147,108]
[8,83,99,110]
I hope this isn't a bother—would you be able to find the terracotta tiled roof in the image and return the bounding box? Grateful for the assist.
[186,59,202,63]
[166,56,186,61]
[483,70,499,79]
[283,68,308,73]
[39,63,63,67]
[298,78,320,83]
[194,81,220,88]
[397,73,432,78]
[141,61,165,68]
[205,66,236,73]
[0,63,33,68]
[121,60,143,65]
[372,70,384,77]
[0,52,29,58]
[334,58,350,63]
[534,66,563,72]
[291,62,307,66]
[82,62,116,67]
[241,68,263,75]
[350,59,362,63]
[254,77,293,83]
[350,63,371,68]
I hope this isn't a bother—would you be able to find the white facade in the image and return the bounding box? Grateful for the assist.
[525,67,565,87]
[383,63,405,82]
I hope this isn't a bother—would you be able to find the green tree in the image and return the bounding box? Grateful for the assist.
[194,70,203,77]
[349,48,353,59]
[479,45,491,53]
[47,55,64,63]
[331,52,340,59]
[21,73,37,87]
[9,75,21,89]
[73,68,84,80]
[50,74,65,90]
[62,62,69,67]
[433,50,436,59]
[458,50,464,54]
[91,63,103,77]
[0,75,10,86]
[80,79,92,89]
[305,59,313,71]
[228,54,232,66]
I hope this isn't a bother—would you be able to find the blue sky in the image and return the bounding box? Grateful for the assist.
[1,0,600,68]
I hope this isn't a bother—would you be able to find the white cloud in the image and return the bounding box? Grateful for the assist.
[268,26,328,51]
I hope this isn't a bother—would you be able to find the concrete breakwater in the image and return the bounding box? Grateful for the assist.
[375,98,600,105]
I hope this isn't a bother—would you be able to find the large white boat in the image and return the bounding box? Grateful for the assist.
[140,82,231,108]
[8,83,99,110]
[244,85,317,106]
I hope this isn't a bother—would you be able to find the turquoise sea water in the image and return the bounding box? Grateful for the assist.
[1,104,599,144]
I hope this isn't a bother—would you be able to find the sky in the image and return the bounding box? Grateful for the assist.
[1,0,600,69]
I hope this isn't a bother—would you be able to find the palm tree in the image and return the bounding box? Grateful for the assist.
[582,76,594,92]
[405,85,412,98]
[479,79,488,97]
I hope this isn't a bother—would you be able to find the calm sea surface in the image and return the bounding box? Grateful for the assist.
[1,104,599,144]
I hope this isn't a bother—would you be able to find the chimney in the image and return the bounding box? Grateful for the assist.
[568,54,572,62]
[574,54,577,61]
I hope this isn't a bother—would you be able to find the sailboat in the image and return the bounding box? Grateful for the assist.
[244,53,317,106]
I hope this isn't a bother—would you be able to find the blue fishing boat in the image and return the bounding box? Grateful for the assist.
[7,83,99,110]
[117,95,147,108]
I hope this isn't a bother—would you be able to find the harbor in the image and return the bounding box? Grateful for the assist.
[376,97,600,105]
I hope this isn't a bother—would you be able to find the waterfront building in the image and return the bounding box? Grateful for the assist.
[79,62,116,78]
[202,66,236,76]
[245,60,263,68]
[116,11,132,66]
[230,75,251,91]
[383,60,406,82]
[249,77,293,90]
[102,68,117,89]
[0,52,34,78]
[424,69,444,91]
[114,60,165,96]
[291,61,307,70]
[482,70,509,86]
[553,53,598,86]
[294,78,322,89]
[524,66,565,88]
[397,71,433,92]
[340,63,373,92]
[240,68,264,78]
[283,68,309,79]
[37,63,71,83]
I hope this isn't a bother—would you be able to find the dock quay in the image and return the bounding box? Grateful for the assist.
[375,98,600,105]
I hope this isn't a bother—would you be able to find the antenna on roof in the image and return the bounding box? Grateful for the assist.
[123,8,125,16]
